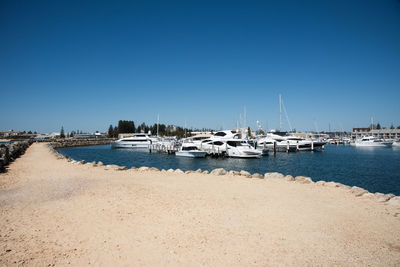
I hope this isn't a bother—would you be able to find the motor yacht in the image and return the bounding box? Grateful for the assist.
[393,139,400,147]
[225,139,262,158]
[110,133,159,149]
[354,136,392,147]
[175,142,207,158]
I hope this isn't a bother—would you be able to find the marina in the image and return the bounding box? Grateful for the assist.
[59,143,400,196]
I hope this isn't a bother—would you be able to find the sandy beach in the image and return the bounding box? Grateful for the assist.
[1,143,400,266]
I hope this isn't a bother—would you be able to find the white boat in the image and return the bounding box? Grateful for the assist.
[110,133,159,149]
[256,132,326,151]
[354,136,392,147]
[225,139,262,158]
[393,140,400,147]
[175,142,207,158]
[197,139,227,153]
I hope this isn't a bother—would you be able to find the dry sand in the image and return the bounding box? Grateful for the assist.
[1,143,400,266]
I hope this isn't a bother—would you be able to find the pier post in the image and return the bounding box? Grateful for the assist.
[273,142,276,154]
[286,141,289,153]
[311,141,314,151]
[296,141,299,152]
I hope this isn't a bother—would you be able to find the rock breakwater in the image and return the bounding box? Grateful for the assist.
[0,140,32,171]
[49,138,113,149]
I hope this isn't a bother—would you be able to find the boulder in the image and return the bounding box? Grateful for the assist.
[116,166,128,171]
[374,193,394,203]
[325,181,340,188]
[388,196,400,208]
[175,169,184,174]
[285,175,295,181]
[295,176,313,184]
[167,169,175,173]
[185,170,193,174]
[202,170,209,174]
[138,166,149,172]
[240,170,251,178]
[252,173,263,179]
[80,160,86,164]
[149,167,160,172]
[228,170,240,176]
[211,168,227,176]
[339,184,351,190]
[195,168,202,173]
[97,161,104,166]
[264,172,284,179]
[350,186,368,197]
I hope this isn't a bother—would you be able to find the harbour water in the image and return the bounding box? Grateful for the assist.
[59,145,400,195]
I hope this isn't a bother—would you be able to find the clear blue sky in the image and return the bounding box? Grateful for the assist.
[1,0,400,133]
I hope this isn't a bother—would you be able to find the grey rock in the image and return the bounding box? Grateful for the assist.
[202,170,209,174]
[350,186,368,197]
[252,173,263,179]
[240,170,251,177]
[295,176,313,184]
[175,169,184,174]
[285,175,295,181]
[388,196,400,208]
[264,172,284,179]
[138,166,149,171]
[211,168,227,176]
[374,193,394,203]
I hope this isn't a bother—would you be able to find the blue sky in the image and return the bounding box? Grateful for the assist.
[1,0,400,133]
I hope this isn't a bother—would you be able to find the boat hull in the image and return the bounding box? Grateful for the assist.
[110,142,151,149]
[175,151,207,158]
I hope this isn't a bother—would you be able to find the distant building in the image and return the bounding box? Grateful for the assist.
[351,128,400,140]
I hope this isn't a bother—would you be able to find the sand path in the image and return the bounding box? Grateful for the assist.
[1,143,400,266]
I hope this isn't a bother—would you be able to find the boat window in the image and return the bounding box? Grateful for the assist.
[227,141,241,147]
[123,139,148,142]
[213,141,224,146]
[182,146,198,151]
[214,132,226,137]
[202,139,211,143]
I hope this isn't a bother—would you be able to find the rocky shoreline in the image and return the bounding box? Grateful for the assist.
[53,147,400,210]
[2,143,400,266]
[48,138,113,149]
[0,140,32,172]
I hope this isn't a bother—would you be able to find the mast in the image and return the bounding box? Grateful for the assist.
[157,114,159,137]
[279,94,282,131]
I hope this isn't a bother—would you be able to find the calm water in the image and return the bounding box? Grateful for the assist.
[59,145,400,195]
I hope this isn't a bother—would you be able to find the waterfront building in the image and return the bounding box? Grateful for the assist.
[351,128,400,140]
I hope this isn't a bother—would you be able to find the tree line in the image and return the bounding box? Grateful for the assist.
[107,120,211,139]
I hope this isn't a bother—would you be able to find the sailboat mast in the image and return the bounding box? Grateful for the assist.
[279,94,282,131]
[157,114,159,137]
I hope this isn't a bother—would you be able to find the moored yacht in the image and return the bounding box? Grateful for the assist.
[175,142,207,158]
[225,139,262,158]
[110,133,159,149]
[354,136,392,147]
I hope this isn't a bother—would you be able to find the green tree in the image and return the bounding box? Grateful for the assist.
[118,120,135,133]
[108,125,114,138]
[113,126,119,138]
[397,125,400,129]
[60,126,65,138]
[376,123,381,130]
[390,124,395,129]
